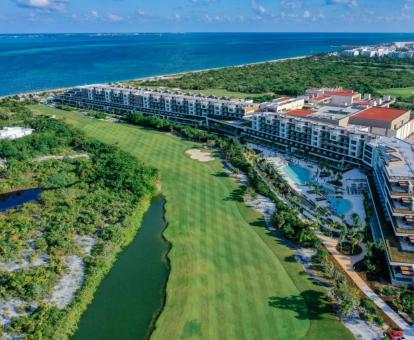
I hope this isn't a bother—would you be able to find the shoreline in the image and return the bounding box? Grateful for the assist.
[0,54,309,99]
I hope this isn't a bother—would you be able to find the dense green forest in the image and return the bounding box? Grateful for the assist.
[135,55,414,98]
[0,99,158,338]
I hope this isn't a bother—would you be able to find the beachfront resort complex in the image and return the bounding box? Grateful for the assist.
[57,84,414,286]
[340,41,414,59]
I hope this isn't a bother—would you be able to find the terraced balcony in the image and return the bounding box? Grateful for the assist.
[395,215,414,235]
[392,197,414,216]
[389,182,414,198]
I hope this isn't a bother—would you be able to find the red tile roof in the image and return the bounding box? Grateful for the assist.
[325,90,358,97]
[351,107,409,122]
[286,109,315,117]
[274,97,292,103]
[311,95,332,102]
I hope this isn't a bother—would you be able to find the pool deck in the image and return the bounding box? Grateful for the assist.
[254,144,366,225]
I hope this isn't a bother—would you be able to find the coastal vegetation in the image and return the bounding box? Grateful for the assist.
[0,99,158,338]
[135,55,414,98]
[33,104,353,340]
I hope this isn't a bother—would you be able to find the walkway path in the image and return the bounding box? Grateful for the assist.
[320,234,414,339]
[32,153,89,162]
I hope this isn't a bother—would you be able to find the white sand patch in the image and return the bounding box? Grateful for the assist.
[48,236,95,309]
[0,299,26,326]
[75,235,95,256]
[341,310,384,340]
[186,149,214,162]
[0,254,49,273]
[49,255,83,309]
[245,194,275,225]
[0,241,49,273]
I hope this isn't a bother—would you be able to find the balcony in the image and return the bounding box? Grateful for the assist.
[400,237,414,252]
[389,182,413,196]
[392,197,414,215]
[395,215,414,235]
[392,266,414,284]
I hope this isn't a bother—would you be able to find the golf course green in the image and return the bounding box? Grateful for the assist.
[31,104,352,340]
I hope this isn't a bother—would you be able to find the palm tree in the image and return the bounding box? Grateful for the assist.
[349,227,357,254]
[339,223,347,252]
[354,232,364,255]
[351,213,361,229]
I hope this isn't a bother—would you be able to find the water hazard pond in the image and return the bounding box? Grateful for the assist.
[73,196,170,340]
[0,188,43,211]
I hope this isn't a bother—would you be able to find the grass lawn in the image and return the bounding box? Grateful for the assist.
[378,87,414,99]
[31,104,352,340]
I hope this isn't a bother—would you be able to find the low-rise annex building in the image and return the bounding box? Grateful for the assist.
[349,107,414,139]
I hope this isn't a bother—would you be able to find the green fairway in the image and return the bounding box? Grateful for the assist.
[379,87,414,99]
[31,105,352,340]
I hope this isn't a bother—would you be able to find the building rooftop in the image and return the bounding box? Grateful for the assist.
[351,107,409,123]
[273,97,292,103]
[310,95,332,102]
[285,109,315,117]
[373,136,414,179]
[78,84,256,106]
[325,90,358,97]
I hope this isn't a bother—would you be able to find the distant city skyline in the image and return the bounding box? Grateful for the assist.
[1,0,414,33]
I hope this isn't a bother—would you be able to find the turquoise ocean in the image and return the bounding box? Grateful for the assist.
[1,32,414,96]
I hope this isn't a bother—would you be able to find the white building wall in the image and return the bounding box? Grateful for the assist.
[396,119,414,140]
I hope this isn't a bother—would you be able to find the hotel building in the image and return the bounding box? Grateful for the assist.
[58,85,259,124]
[56,85,414,286]
[246,109,414,286]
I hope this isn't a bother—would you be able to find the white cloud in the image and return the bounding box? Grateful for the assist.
[251,0,267,15]
[303,10,310,18]
[13,0,68,11]
[107,13,123,22]
[281,0,303,9]
[90,10,99,18]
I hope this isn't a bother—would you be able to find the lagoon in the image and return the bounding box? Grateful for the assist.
[0,188,43,211]
[73,196,169,340]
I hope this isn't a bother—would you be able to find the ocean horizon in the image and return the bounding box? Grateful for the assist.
[2,32,414,96]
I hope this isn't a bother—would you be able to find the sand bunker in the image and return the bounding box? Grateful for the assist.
[186,149,214,162]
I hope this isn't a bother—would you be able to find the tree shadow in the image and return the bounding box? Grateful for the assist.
[284,255,298,263]
[212,171,229,178]
[224,187,245,202]
[268,290,333,320]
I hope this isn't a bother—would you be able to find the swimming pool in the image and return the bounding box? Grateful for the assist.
[282,163,312,186]
[327,195,353,217]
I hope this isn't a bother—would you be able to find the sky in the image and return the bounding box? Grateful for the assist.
[0,0,413,33]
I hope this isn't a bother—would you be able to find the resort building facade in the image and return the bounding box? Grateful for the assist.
[246,110,414,286]
[56,85,414,286]
[58,85,259,123]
